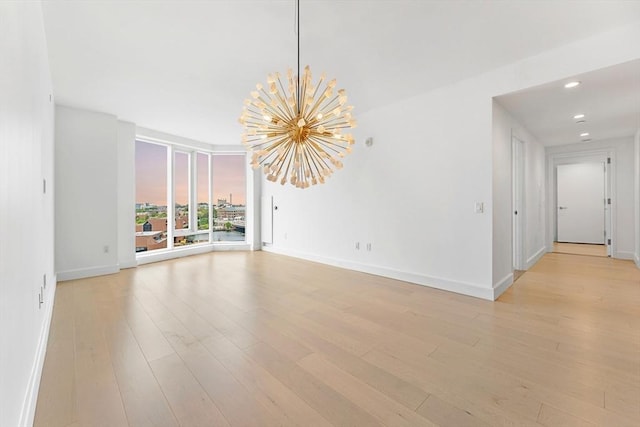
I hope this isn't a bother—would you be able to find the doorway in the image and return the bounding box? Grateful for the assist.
[554,160,611,257]
[553,242,607,257]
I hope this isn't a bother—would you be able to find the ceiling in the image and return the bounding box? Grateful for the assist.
[41,0,640,145]
[496,59,640,146]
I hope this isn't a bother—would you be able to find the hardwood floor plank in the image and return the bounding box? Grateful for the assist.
[244,341,384,426]
[178,344,283,426]
[99,307,178,427]
[257,308,430,410]
[149,353,230,427]
[416,394,492,427]
[362,348,544,427]
[298,353,437,427]
[537,403,597,427]
[120,297,175,362]
[72,282,129,427]
[211,342,333,427]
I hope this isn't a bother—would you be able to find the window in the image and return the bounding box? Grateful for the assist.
[174,151,190,231]
[212,154,246,242]
[135,141,168,252]
[197,153,210,232]
[135,139,247,255]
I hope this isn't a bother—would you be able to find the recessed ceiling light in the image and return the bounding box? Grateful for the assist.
[580,132,589,137]
[582,138,591,142]
[576,120,586,124]
[564,81,581,88]
[573,114,585,119]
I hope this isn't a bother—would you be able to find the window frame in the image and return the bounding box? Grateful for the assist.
[135,135,249,261]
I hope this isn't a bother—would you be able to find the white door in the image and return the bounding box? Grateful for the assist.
[557,163,605,244]
[512,136,525,270]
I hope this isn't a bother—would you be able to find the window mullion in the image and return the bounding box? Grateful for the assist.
[208,153,213,243]
[189,151,197,232]
[167,145,175,250]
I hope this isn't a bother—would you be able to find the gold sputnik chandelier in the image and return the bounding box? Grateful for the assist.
[239,0,356,189]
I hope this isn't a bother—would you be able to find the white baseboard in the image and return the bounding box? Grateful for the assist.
[635,253,640,269]
[493,273,514,300]
[19,276,57,427]
[614,251,635,261]
[526,246,546,269]
[262,246,495,301]
[118,259,137,269]
[56,264,119,281]
[136,243,251,266]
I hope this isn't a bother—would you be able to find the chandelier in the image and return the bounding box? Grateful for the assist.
[239,0,356,189]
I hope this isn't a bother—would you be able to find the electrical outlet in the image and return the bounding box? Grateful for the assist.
[103,245,109,253]
[367,243,372,251]
[355,242,360,250]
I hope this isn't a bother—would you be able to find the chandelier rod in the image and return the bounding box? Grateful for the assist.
[296,0,300,115]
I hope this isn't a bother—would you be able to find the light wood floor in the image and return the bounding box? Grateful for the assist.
[554,242,608,257]
[35,251,640,427]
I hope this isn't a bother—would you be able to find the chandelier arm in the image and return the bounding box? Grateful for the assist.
[276,75,297,119]
[259,91,293,123]
[306,92,343,121]
[279,142,296,183]
[272,92,295,121]
[309,75,324,102]
[272,140,295,177]
[308,136,345,154]
[258,88,275,104]
[289,144,300,184]
[306,140,333,168]
[257,146,288,173]
[302,149,316,184]
[299,149,315,182]
[302,142,327,180]
[305,90,337,120]
[309,132,348,147]
[315,113,347,126]
[325,124,354,130]
[299,69,309,117]
[252,135,291,152]
[304,143,319,178]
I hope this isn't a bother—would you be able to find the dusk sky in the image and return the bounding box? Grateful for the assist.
[136,141,246,206]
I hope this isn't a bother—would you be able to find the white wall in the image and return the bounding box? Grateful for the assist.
[264,79,495,299]
[55,106,119,279]
[117,121,136,268]
[546,138,636,259]
[262,22,640,300]
[492,101,546,292]
[0,2,55,426]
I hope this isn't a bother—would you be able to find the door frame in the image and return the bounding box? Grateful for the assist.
[556,162,607,245]
[512,134,525,271]
[546,149,614,257]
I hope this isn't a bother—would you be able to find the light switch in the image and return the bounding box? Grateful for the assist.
[474,202,484,214]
